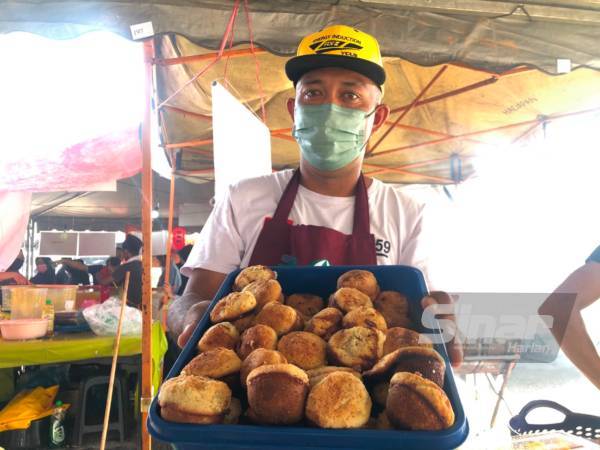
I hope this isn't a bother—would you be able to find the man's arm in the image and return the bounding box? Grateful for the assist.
[539,262,600,389]
[59,259,88,272]
[0,272,30,285]
[167,267,227,347]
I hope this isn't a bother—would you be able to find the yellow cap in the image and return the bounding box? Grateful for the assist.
[285,25,386,88]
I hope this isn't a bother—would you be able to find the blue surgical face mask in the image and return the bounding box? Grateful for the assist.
[292,103,375,171]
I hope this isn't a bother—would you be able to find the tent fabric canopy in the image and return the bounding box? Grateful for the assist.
[3,1,600,74]
[3,0,600,184]
[156,34,600,184]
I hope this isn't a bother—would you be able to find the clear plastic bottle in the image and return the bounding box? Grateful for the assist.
[49,400,66,448]
[42,299,54,336]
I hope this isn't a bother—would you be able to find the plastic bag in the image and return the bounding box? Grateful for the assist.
[0,385,69,432]
[82,297,142,336]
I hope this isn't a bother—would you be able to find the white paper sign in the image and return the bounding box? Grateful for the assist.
[130,21,154,40]
[39,232,78,256]
[212,81,272,201]
[78,232,117,256]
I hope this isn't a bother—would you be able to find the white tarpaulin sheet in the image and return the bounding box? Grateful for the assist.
[211,81,272,201]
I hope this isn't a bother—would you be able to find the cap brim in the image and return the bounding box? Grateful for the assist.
[285,54,386,87]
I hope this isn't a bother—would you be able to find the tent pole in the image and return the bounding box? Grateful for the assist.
[388,75,496,115]
[366,105,600,160]
[163,171,176,327]
[154,47,266,66]
[140,37,155,450]
[368,65,448,155]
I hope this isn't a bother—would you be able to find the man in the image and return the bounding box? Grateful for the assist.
[112,234,143,307]
[539,245,600,389]
[170,25,461,365]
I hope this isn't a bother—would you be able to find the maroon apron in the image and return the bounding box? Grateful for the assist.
[248,170,377,266]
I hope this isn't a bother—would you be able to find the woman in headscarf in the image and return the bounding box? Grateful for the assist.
[30,257,56,284]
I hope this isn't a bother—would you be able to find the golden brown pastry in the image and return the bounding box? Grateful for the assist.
[254,302,303,336]
[223,397,242,425]
[182,347,242,379]
[329,287,373,313]
[158,374,231,424]
[237,324,278,360]
[337,270,380,301]
[342,307,387,332]
[286,293,324,318]
[327,326,385,371]
[305,372,372,428]
[374,291,411,329]
[210,292,257,323]
[234,265,277,291]
[246,363,309,425]
[363,346,446,388]
[304,307,343,340]
[306,366,362,389]
[383,327,432,355]
[277,331,327,370]
[386,372,454,430]
[242,279,283,310]
[197,322,239,353]
[240,348,288,387]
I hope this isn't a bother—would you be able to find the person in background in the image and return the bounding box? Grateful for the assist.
[56,258,90,285]
[539,244,600,390]
[111,234,143,307]
[155,255,182,295]
[30,257,56,284]
[0,250,29,285]
[95,257,121,286]
[175,245,193,296]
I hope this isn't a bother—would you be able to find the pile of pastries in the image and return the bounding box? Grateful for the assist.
[159,266,455,431]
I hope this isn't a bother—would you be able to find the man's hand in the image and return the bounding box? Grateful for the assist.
[421,291,463,368]
[166,268,227,347]
[8,272,30,285]
[176,300,211,348]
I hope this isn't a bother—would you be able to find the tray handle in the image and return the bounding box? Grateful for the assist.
[517,400,573,425]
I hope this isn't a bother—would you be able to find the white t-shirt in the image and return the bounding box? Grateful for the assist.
[183,169,435,287]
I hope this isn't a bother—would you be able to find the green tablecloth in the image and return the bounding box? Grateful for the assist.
[0,323,168,392]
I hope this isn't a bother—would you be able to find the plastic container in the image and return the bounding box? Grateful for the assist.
[42,299,55,336]
[1,285,31,312]
[49,400,67,448]
[0,318,48,340]
[148,265,469,450]
[10,288,47,320]
[35,285,78,312]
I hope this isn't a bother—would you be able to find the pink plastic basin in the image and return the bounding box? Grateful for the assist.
[0,319,48,340]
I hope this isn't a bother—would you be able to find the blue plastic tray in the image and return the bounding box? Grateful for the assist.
[148,265,469,450]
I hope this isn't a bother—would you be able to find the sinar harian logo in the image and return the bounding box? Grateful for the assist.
[309,39,363,55]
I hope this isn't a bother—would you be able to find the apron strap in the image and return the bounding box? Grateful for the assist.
[272,169,301,222]
[353,174,371,236]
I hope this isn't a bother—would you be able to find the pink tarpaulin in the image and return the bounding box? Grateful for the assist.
[0,192,32,271]
[0,128,141,192]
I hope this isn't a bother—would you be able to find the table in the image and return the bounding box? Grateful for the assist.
[0,324,167,393]
[0,332,142,369]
